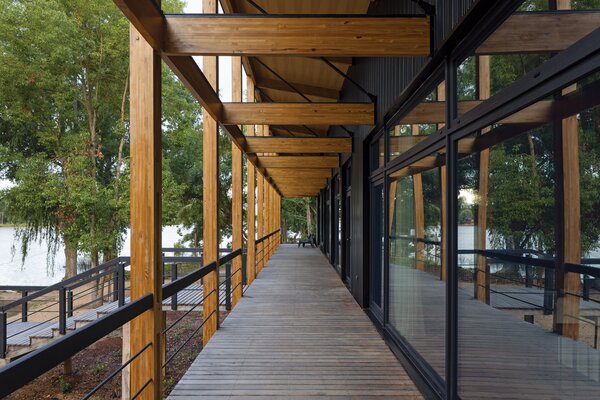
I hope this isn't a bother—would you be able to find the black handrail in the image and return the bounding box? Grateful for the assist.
[0,247,247,397]
[256,229,280,245]
[0,294,153,398]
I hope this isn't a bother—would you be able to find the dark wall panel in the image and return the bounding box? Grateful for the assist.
[326,0,479,307]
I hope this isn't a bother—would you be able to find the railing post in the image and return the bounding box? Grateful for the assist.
[525,265,533,288]
[242,250,247,287]
[59,287,67,335]
[583,275,591,301]
[67,290,74,318]
[0,311,6,359]
[225,262,232,311]
[21,291,28,322]
[113,265,119,302]
[171,263,178,311]
[544,268,555,315]
[118,263,125,308]
[485,262,491,306]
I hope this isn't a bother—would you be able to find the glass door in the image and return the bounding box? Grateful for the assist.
[370,179,385,318]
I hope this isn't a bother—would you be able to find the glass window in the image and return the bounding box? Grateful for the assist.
[389,86,444,164]
[388,149,446,378]
[371,134,385,172]
[456,72,600,399]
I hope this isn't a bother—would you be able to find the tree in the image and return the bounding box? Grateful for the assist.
[281,197,316,242]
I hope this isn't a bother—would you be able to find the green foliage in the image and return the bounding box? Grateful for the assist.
[281,197,316,241]
[58,376,71,394]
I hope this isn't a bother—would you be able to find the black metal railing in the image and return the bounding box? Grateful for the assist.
[255,229,280,273]
[0,246,247,399]
[0,248,236,359]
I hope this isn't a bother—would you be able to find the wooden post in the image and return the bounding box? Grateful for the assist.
[552,0,581,341]
[412,125,426,271]
[438,82,447,282]
[475,55,491,303]
[121,323,130,400]
[231,56,243,308]
[257,124,265,272]
[202,0,219,346]
[129,24,163,400]
[246,78,256,285]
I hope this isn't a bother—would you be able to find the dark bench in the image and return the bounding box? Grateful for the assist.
[298,235,316,248]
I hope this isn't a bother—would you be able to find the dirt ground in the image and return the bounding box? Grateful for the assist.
[6,310,229,400]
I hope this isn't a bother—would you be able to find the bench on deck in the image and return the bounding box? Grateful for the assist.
[298,235,316,248]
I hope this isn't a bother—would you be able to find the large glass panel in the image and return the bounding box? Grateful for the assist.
[389,87,443,164]
[456,1,600,120]
[456,72,600,399]
[388,149,446,378]
[370,181,385,311]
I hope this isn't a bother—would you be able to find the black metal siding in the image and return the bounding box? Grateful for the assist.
[329,0,478,307]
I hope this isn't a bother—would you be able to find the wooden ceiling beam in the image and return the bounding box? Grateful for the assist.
[256,78,339,100]
[399,100,553,124]
[258,156,339,169]
[163,15,431,57]
[112,0,284,196]
[222,103,374,126]
[270,126,329,137]
[246,138,352,154]
[267,168,333,179]
[478,11,600,55]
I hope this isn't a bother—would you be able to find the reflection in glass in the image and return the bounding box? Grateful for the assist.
[389,158,445,378]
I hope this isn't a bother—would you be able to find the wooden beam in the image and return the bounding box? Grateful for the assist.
[246,138,352,154]
[258,156,339,169]
[476,55,491,304]
[129,24,162,400]
[256,78,339,100]
[267,168,333,179]
[202,0,219,347]
[231,56,243,308]
[554,0,581,341]
[222,103,374,126]
[163,15,431,57]
[271,126,329,137]
[400,100,553,124]
[412,125,425,272]
[478,11,600,55]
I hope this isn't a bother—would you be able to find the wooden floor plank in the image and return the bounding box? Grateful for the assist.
[168,245,422,399]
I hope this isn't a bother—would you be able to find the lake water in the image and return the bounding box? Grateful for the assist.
[1,225,598,287]
[0,226,192,286]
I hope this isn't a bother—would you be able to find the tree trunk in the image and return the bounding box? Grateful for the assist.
[306,202,312,236]
[64,242,78,279]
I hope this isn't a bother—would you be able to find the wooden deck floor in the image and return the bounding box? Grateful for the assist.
[168,245,423,399]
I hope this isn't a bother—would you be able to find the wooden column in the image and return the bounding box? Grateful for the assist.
[231,56,243,307]
[554,0,581,340]
[438,82,447,282]
[412,125,426,271]
[257,166,265,274]
[246,78,256,285]
[202,0,219,346]
[129,24,163,400]
[475,55,491,303]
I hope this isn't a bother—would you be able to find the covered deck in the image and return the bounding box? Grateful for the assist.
[169,245,422,399]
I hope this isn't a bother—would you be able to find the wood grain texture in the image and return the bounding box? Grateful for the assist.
[222,103,374,126]
[231,56,243,308]
[202,0,219,347]
[478,11,600,55]
[164,15,430,57]
[476,56,490,303]
[246,78,257,286]
[246,137,352,154]
[129,24,162,400]
[401,100,553,124]
[256,77,339,100]
[259,155,339,169]
[167,245,422,399]
[267,168,333,179]
[412,126,425,272]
